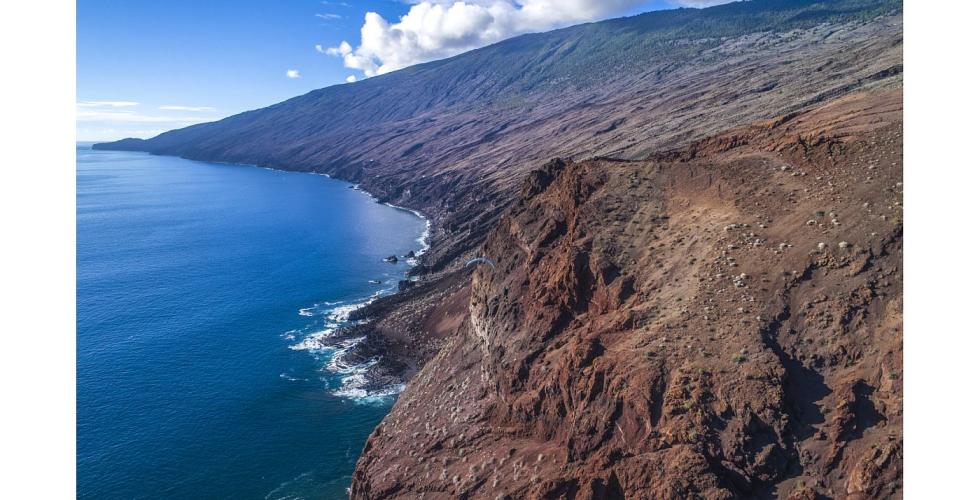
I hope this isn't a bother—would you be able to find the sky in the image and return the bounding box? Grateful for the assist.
[77,0,733,141]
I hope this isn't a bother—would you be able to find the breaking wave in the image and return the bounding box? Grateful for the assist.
[287,296,404,403]
[297,300,339,317]
[281,179,426,403]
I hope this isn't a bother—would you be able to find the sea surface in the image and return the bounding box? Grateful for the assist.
[77,145,427,499]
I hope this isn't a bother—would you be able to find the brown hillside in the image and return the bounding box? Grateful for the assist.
[350,89,903,499]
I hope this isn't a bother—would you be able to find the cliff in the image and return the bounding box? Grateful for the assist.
[350,90,902,498]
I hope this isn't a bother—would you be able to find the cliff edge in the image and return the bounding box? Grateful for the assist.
[350,90,903,499]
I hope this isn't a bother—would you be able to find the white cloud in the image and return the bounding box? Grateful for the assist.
[345,75,357,83]
[77,100,139,108]
[324,41,351,56]
[76,103,221,141]
[323,0,650,77]
[316,13,342,20]
[286,69,301,78]
[158,105,216,112]
[75,109,214,124]
[76,101,218,127]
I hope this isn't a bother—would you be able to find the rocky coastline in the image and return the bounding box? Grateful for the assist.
[91,3,904,496]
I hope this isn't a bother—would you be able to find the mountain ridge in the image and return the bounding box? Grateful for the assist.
[97,1,901,165]
[96,0,902,275]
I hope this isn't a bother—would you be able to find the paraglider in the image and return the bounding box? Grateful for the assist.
[466,257,496,270]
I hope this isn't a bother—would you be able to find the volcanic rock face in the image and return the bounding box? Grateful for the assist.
[349,90,903,499]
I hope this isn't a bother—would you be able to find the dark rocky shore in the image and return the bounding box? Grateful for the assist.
[316,267,472,395]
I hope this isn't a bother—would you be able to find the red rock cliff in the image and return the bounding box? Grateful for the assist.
[350,90,903,499]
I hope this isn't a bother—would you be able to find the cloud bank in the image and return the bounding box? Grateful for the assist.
[323,0,650,77]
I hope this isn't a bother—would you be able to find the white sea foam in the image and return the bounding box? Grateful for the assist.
[332,380,406,402]
[325,302,365,323]
[321,348,406,402]
[287,326,340,351]
[417,218,432,255]
[324,344,374,374]
[288,293,381,352]
[228,165,420,404]
[291,311,405,403]
[288,320,405,402]
[297,300,341,317]
[332,369,405,402]
[286,200,426,403]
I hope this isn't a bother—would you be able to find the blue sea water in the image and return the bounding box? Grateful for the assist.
[76,145,427,499]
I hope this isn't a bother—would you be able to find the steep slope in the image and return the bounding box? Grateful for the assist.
[350,90,902,499]
[96,0,902,272]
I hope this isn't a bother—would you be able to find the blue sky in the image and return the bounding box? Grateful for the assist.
[77,0,720,141]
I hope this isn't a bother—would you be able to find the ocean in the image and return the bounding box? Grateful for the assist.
[76,145,427,498]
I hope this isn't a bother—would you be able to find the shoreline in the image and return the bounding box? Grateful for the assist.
[86,144,475,408]
[243,161,439,402]
[77,145,417,499]
[85,143,436,403]
[282,173,434,402]
[343,182,432,257]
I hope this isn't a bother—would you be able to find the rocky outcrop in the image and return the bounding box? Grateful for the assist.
[350,90,903,499]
